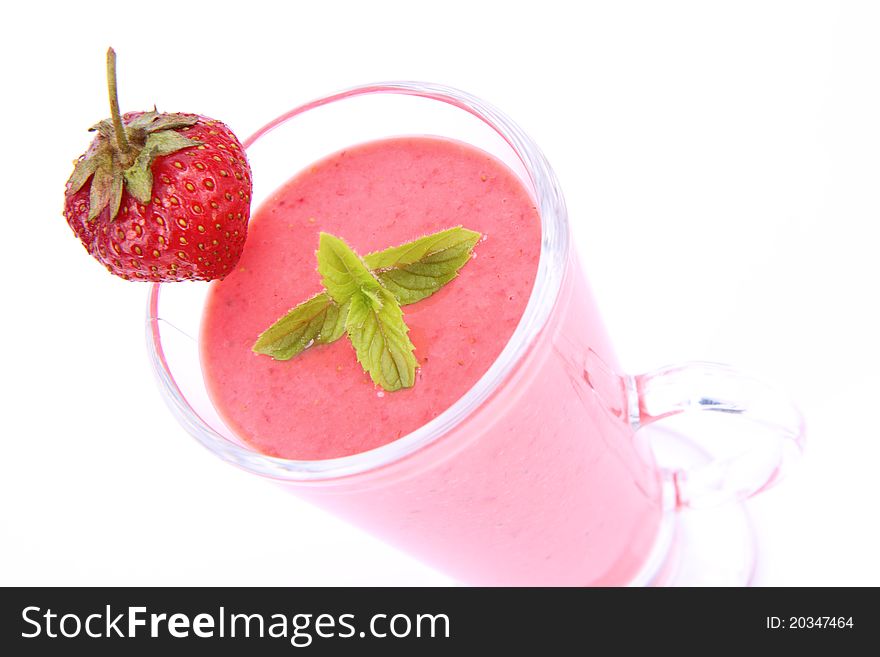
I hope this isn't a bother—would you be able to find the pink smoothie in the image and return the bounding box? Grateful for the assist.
[200,135,664,585]
[200,136,541,459]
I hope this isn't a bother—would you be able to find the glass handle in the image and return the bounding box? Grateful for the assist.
[628,362,805,509]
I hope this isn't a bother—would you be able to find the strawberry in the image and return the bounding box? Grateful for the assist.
[63,49,251,281]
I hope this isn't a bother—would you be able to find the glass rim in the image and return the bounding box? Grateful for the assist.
[146,81,570,481]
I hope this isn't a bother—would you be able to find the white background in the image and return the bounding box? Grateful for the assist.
[2,1,878,586]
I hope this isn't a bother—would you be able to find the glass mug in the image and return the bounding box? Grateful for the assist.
[147,83,805,586]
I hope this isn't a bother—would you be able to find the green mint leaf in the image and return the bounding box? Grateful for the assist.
[346,285,417,391]
[254,227,481,366]
[252,292,348,360]
[317,297,349,344]
[317,232,384,305]
[363,226,481,305]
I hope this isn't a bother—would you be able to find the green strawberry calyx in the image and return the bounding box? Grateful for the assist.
[65,48,203,222]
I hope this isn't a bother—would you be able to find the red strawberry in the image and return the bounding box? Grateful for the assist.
[63,49,252,281]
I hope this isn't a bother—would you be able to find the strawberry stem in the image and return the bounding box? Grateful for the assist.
[106,48,133,163]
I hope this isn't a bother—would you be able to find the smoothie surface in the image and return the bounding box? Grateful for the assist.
[200,136,541,459]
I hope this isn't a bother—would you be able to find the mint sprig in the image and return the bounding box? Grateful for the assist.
[252,226,481,391]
